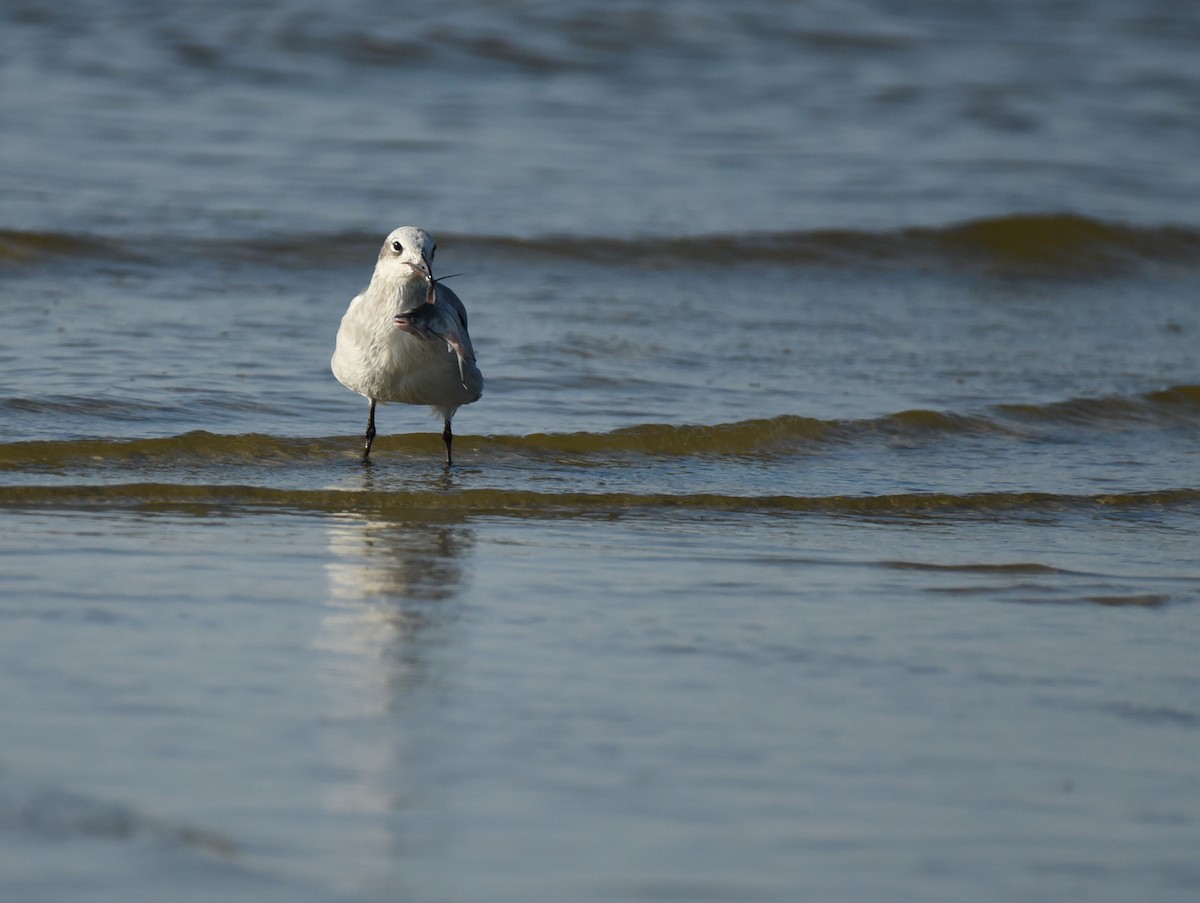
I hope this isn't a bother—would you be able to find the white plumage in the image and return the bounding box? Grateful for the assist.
[331,226,483,463]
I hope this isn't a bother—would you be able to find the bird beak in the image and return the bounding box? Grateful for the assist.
[404,257,433,282]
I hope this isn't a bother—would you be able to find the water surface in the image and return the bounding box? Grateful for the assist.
[2,1,1199,901]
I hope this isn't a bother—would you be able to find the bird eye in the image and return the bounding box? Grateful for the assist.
[392,240,403,253]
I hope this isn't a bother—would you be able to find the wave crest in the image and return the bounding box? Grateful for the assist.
[5,215,1199,275]
[2,386,1197,470]
[1,482,1197,519]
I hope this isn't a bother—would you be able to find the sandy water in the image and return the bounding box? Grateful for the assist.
[2,1,1200,901]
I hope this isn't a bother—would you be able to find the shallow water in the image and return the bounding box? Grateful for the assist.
[3,1,1200,901]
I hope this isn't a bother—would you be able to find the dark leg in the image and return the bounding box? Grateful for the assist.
[442,417,453,467]
[362,399,377,461]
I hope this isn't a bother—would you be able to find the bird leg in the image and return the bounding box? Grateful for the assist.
[362,399,377,461]
[442,417,453,467]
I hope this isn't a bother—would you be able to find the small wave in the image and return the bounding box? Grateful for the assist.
[0,421,840,472]
[488,416,838,457]
[459,214,1200,275]
[996,384,1200,428]
[0,431,349,471]
[2,387,1196,470]
[1,482,1197,520]
[1,395,175,421]
[915,214,1200,274]
[1087,594,1172,609]
[0,229,142,266]
[0,412,1025,472]
[882,561,1069,575]
[6,215,1199,275]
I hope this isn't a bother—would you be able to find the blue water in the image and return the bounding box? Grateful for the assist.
[2,2,1199,901]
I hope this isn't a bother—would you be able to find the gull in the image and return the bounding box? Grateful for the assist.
[331,226,483,465]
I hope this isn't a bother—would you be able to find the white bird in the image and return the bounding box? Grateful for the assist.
[331,226,483,464]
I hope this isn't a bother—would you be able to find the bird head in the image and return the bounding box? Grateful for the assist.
[375,226,436,285]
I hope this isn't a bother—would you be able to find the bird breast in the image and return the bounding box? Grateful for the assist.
[332,285,481,407]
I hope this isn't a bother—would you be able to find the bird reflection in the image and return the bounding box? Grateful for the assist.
[316,512,474,829]
[321,513,473,695]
